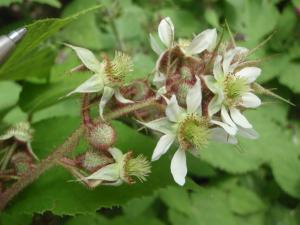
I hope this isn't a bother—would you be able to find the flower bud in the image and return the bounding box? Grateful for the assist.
[80,150,113,172]
[10,152,34,175]
[87,123,116,150]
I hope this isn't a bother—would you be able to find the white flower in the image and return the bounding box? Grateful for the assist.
[140,78,236,186]
[150,17,217,57]
[204,47,261,138]
[82,147,151,187]
[150,17,217,92]
[66,44,134,119]
[0,122,38,160]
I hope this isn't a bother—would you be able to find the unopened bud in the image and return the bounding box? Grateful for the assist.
[81,150,113,172]
[11,152,33,175]
[87,123,116,150]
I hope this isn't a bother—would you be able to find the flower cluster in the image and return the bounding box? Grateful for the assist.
[142,17,262,185]
[65,17,271,187]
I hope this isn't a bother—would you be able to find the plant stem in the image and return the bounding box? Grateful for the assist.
[0,97,158,211]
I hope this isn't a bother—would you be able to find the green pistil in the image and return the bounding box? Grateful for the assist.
[179,115,210,151]
[126,153,151,183]
[224,75,249,105]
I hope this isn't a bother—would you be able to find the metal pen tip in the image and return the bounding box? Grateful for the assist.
[8,27,27,43]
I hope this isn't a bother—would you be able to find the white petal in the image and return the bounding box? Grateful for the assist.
[240,92,261,108]
[210,128,238,144]
[108,147,124,162]
[186,77,202,114]
[114,89,134,104]
[150,34,163,55]
[238,127,259,140]
[208,95,222,117]
[152,134,176,161]
[211,120,237,136]
[229,107,252,129]
[158,17,174,47]
[140,117,173,134]
[221,105,236,128]
[235,67,261,83]
[171,148,187,186]
[222,47,248,74]
[166,95,185,122]
[0,133,13,141]
[66,44,102,73]
[85,163,119,181]
[67,75,104,96]
[213,55,224,80]
[99,86,115,119]
[185,28,217,55]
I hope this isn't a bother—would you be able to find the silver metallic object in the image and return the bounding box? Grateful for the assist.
[0,27,27,64]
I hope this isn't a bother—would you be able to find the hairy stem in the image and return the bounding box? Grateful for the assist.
[0,97,157,211]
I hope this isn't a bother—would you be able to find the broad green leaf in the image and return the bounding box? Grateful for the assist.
[278,62,300,93]
[0,81,21,117]
[0,5,101,80]
[33,0,61,8]
[4,117,173,215]
[0,0,21,7]
[228,186,267,215]
[225,0,279,45]
[19,72,91,113]
[61,0,114,50]
[0,213,31,225]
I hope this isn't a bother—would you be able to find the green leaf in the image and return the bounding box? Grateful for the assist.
[61,0,114,50]
[32,0,61,8]
[0,81,21,117]
[4,117,173,215]
[19,72,91,113]
[0,0,21,7]
[0,213,32,225]
[278,62,300,93]
[0,5,101,80]
[228,186,267,215]
[225,0,279,45]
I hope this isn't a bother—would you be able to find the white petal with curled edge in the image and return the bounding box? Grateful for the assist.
[186,77,202,114]
[158,17,174,47]
[66,75,104,96]
[208,95,222,117]
[65,44,102,73]
[85,163,120,181]
[235,67,261,83]
[211,120,237,136]
[171,148,187,186]
[240,92,261,108]
[230,107,252,129]
[210,127,238,144]
[150,34,163,55]
[222,47,248,74]
[213,55,223,80]
[108,147,124,163]
[238,127,259,140]
[114,89,134,104]
[152,134,176,161]
[185,28,217,55]
[99,86,115,119]
[166,95,185,122]
[221,105,236,128]
[0,133,13,141]
[140,117,173,135]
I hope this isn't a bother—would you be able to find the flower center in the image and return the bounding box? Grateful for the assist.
[223,74,249,107]
[104,51,133,85]
[178,114,210,151]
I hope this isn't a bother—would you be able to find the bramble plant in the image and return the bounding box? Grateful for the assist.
[0,14,290,212]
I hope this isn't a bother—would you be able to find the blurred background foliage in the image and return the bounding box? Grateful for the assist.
[0,0,300,224]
